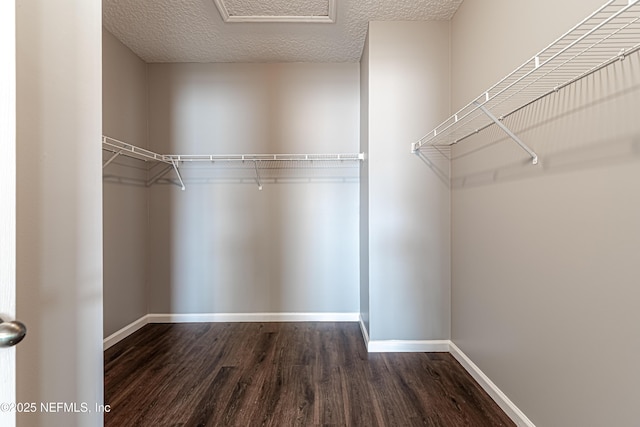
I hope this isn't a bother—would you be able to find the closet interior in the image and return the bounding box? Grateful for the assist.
[102,0,640,425]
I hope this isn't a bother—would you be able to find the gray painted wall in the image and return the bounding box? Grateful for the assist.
[102,29,149,337]
[365,21,451,341]
[16,0,104,425]
[451,0,640,425]
[147,63,360,315]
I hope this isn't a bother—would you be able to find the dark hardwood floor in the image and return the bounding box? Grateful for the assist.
[104,323,514,426]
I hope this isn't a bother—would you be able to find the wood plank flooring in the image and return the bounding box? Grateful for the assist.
[104,323,514,426]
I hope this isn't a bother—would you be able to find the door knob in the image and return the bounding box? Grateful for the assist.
[0,317,27,348]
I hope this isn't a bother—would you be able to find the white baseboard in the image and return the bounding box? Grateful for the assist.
[358,315,448,353]
[103,315,149,350]
[449,342,536,427]
[104,312,359,349]
[146,312,359,323]
[367,339,450,353]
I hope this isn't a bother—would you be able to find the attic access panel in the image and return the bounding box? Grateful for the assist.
[213,0,337,23]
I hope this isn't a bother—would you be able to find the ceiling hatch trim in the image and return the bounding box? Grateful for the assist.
[213,0,337,23]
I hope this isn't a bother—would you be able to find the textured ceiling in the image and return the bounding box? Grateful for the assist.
[103,0,464,63]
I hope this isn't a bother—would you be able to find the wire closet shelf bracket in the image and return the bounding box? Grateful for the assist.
[102,136,365,191]
[411,0,640,165]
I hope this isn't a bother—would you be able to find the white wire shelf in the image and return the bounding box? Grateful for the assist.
[163,153,365,162]
[102,136,365,190]
[412,0,640,163]
[102,136,171,166]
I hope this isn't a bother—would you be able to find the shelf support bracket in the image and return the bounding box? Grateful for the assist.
[146,164,174,188]
[170,158,186,191]
[103,150,123,169]
[474,102,538,165]
[254,161,263,191]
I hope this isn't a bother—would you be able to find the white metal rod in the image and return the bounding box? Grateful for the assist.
[474,102,538,165]
[102,150,122,169]
[170,159,186,191]
[146,165,174,187]
[254,161,263,190]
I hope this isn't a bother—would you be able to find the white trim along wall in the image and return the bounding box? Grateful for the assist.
[449,343,535,427]
[103,313,359,349]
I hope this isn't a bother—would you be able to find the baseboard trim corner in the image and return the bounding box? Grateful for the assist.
[449,342,536,427]
[358,315,370,349]
[103,315,149,350]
